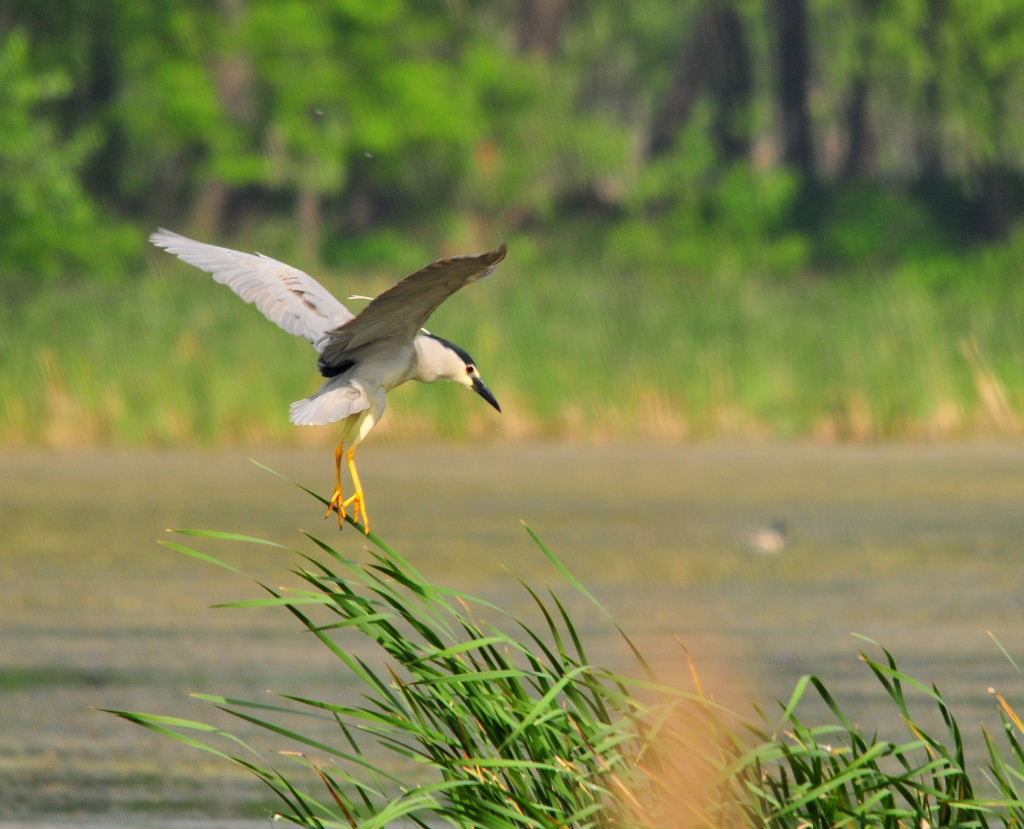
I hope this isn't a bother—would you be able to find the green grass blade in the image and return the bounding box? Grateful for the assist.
[521,521,607,614]
[989,631,1024,676]
[191,693,334,721]
[159,539,246,574]
[99,708,261,760]
[170,527,289,548]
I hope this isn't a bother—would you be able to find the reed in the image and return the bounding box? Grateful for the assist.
[105,477,1024,828]
[5,235,1024,447]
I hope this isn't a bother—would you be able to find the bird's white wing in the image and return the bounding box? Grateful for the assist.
[319,244,507,365]
[150,229,354,350]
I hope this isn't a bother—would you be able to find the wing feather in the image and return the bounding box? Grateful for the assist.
[289,377,369,426]
[319,244,507,365]
[150,229,354,349]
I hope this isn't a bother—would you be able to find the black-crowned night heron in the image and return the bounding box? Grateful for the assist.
[150,229,506,533]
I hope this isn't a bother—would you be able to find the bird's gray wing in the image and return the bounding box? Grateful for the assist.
[150,228,354,350]
[319,244,507,364]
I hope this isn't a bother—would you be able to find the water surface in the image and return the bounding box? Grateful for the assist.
[2,443,1023,820]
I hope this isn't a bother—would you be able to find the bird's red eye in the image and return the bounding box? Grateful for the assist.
[466,365,475,374]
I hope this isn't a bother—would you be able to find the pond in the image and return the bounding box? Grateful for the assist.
[2,443,1023,821]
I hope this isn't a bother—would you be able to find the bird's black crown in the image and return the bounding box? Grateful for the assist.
[425,332,476,367]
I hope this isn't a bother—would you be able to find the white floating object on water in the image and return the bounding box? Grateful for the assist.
[745,520,789,555]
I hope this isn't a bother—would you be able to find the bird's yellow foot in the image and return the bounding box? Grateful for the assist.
[326,487,348,528]
[342,492,370,535]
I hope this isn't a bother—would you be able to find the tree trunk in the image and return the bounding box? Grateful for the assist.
[296,187,322,265]
[770,0,814,178]
[189,179,230,234]
[190,0,254,232]
[707,6,753,162]
[647,30,705,158]
[973,165,1011,238]
[648,4,753,161]
[841,76,870,180]
[917,0,945,182]
[839,0,878,180]
[517,0,568,56]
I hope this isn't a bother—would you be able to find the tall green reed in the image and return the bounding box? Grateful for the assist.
[104,475,1024,828]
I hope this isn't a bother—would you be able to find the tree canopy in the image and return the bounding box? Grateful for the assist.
[3,0,1024,285]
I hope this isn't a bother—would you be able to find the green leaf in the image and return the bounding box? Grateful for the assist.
[170,528,288,548]
[159,540,246,574]
[522,521,608,615]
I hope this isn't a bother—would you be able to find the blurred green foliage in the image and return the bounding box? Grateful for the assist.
[2,0,1024,443]
[2,0,1024,282]
[0,29,134,284]
[4,234,1024,446]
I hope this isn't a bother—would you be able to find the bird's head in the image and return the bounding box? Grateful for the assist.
[416,333,500,412]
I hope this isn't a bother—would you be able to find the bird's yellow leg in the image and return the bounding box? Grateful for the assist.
[341,447,370,534]
[326,414,359,527]
[325,441,346,522]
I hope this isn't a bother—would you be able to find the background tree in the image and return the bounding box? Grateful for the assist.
[1,0,1023,286]
[771,0,814,179]
[648,2,752,164]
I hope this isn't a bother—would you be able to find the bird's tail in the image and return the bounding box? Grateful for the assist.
[289,380,370,426]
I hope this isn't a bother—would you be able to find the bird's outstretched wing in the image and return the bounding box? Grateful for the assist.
[319,244,507,363]
[150,229,354,350]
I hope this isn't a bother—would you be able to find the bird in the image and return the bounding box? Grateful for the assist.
[744,520,789,555]
[150,229,506,534]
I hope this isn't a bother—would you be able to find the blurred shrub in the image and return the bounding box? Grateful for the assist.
[0,30,135,286]
[817,182,950,269]
[322,227,433,274]
[608,125,810,279]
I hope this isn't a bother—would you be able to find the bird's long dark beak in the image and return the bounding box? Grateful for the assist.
[472,376,501,412]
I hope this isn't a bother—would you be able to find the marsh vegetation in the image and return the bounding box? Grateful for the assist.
[104,465,1024,828]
